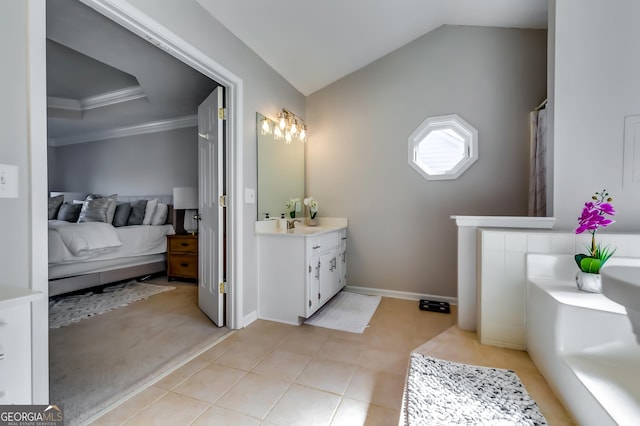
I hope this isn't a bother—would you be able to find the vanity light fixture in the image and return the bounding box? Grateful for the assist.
[261,108,307,143]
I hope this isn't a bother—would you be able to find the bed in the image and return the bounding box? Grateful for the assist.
[48,194,176,296]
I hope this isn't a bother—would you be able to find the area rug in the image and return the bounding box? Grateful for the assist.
[49,281,175,329]
[304,291,381,333]
[403,353,548,425]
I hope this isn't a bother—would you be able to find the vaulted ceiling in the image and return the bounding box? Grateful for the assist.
[197,0,548,95]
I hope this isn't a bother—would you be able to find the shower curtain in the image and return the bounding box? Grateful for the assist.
[528,103,547,217]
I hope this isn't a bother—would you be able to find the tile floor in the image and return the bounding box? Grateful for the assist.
[91,296,573,425]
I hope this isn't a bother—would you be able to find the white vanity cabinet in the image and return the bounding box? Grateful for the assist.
[0,287,42,404]
[257,220,347,325]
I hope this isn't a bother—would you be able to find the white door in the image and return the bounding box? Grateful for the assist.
[198,87,225,326]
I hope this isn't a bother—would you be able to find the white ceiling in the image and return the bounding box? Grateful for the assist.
[197,0,548,95]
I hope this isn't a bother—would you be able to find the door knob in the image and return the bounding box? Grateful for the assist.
[198,132,209,140]
[195,213,202,221]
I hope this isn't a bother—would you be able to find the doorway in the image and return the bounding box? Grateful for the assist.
[31,0,245,405]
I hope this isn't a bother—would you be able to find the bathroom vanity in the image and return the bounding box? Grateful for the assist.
[256,218,347,325]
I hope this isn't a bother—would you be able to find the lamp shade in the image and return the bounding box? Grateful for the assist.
[173,187,198,209]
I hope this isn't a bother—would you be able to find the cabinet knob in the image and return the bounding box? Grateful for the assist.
[312,245,321,249]
[181,243,189,247]
[180,263,189,267]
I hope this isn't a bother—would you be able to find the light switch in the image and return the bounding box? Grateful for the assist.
[244,188,256,204]
[0,164,18,198]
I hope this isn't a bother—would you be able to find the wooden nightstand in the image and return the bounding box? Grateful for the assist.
[167,234,198,281]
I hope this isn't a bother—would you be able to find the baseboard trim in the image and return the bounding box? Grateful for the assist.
[344,285,457,305]
[242,310,258,328]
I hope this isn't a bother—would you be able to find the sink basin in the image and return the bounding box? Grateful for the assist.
[288,226,323,235]
[601,265,640,344]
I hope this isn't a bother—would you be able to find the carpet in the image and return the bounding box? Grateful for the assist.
[49,281,175,329]
[49,280,230,425]
[304,291,381,333]
[403,353,548,425]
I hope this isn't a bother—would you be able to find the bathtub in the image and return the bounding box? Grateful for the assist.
[526,254,640,426]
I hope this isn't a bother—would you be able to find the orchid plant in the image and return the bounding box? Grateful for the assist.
[304,197,318,219]
[285,198,299,218]
[574,189,616,274]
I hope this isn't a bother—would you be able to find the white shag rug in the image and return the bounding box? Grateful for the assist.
[404,353,548,425]
[49,281,175,329]
[304,291,381,333]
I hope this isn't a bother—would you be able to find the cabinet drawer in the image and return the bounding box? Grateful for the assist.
[168,237,198,253]
[168,254,198,278]
[309,232,339,254]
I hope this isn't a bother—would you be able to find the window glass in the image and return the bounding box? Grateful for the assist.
[408,114,477,180]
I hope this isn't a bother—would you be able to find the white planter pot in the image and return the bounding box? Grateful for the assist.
[575,271,602,293]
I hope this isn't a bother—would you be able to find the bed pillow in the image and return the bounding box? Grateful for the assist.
[151,202,169,225]
[112,202,132,227]
[104,194,118,224]
[142,199,158,225]
[48,195,64,220]
[77,197,114,223]
[56,202,82,222]
[127,199,148,225]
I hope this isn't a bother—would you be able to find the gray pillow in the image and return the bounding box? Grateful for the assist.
[57,203,82,222]
[104,194,118,223]
[127,200,148,225]
[78,197,114,223]
[112,203,132,227]
[48,195,64,220]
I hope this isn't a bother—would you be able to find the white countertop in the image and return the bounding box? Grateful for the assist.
[255,217,347,237]
[0,286,43,309]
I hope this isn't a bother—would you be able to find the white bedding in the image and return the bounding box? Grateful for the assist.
[48,221,121,256]
[48,221,175,265]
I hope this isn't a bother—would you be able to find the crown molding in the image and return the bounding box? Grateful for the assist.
[49,114,197,146]
[47,85,146,112]
[47,96,82,111]
[82,85,146,110]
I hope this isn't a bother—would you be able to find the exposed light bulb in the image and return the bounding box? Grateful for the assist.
[279,113,287,130]
[285,130,292,143]
[299,126,307,142]
[261,118,271,135]
[290,120,298,135]
[274,126,283,139]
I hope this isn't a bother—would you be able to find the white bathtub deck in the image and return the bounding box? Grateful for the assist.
[526,254,640,426]
[564,341,640,425]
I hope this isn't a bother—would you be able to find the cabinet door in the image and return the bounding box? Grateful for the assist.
[319,249,339,305]
[307,254,321,316]
[339,230,347,288]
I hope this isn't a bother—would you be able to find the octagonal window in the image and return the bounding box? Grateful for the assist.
[408,114,478,180]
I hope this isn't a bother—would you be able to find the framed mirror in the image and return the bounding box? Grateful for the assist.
[257,112,305,219]
[408,113,478,180]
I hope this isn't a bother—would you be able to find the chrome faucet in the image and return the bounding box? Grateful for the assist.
[287,219,301,230]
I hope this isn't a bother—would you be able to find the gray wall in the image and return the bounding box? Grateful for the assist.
[306,25,547,298]
[0,1,30,288]
[48,127,198,196]
[551,0,640,231]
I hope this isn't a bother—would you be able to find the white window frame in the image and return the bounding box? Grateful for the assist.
[408,114,478,181]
